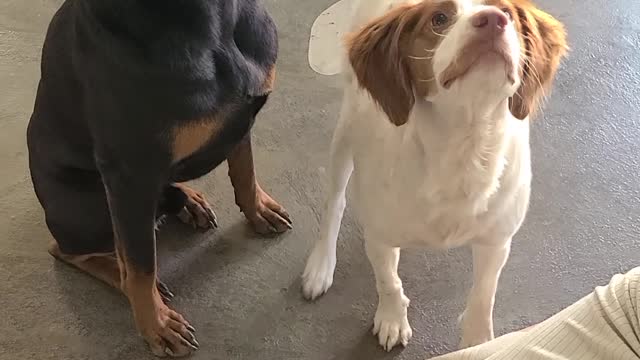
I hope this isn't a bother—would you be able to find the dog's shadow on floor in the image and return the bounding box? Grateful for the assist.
[337,334,408,360]
[155,216,286,288]
[50,260,145,359]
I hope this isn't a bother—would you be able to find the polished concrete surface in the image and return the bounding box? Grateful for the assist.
[1,0,639,359]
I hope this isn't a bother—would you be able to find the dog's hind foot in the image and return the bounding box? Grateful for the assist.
[48,242,175,304]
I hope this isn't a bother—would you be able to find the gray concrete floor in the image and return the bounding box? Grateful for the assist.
[1,0,639,359]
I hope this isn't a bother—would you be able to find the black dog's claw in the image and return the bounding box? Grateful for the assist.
[157,281,174,302]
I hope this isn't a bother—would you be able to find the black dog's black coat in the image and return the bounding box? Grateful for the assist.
[29,0,276,262]
[27,0,283,354]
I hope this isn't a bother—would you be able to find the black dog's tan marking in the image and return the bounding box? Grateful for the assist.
[262,66,277,94]
[116,244,197,357]
[171,118,224,163]
[27,0,291,356]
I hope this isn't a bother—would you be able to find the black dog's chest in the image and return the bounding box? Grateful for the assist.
[169,94,268,183]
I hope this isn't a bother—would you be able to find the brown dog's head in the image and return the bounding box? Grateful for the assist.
[347,0,568,125]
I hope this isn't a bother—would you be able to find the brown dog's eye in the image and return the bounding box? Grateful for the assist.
[432,12,449,27]
[501,8,512,20]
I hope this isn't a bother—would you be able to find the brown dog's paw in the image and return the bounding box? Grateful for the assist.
[175,186,218,230]
[242,188,292,234]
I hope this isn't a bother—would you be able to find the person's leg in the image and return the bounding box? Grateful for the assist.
[434,332,527,360]
[432,267,640,360]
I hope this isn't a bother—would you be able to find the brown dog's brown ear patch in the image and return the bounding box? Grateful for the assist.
[510,2,568,120]
[346,4,421,126]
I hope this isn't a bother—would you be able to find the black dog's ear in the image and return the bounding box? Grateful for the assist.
[509,3,568,120]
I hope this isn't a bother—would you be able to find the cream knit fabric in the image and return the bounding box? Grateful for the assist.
[434,267,640,360]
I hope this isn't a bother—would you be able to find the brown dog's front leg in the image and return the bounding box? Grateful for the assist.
[99,158,198,357]
[227,132,292,234]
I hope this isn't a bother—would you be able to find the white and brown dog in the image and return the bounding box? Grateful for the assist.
[302,0,567,352]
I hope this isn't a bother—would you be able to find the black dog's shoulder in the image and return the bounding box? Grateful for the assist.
[76,0,277,102]
[58,0,279,157]
[30,0,279,173]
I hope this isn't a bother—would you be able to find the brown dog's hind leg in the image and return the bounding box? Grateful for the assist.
[227,132,292,234]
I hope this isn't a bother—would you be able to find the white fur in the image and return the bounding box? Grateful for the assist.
[302,0,532,351]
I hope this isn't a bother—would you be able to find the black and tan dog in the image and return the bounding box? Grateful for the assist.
[27,0,291,356]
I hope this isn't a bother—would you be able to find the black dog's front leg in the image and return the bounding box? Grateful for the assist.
[157,183,218,231]
[227,132,292,234]
[98,157,198,357]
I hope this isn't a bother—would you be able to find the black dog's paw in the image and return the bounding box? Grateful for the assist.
[155,215,169,231]
[242,186,292,234]
[175,185,218,231]
[157,280,175,304]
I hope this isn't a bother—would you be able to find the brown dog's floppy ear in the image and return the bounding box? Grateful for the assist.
[510,4,568,120]
[346,5,419,126]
